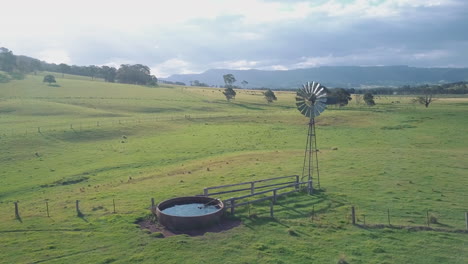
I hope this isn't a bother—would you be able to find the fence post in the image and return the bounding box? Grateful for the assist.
[295,175,299,190]
[14,202,20,219]
[203,188,208,196]
[465,212,468,231]
[46,201,50,217]
[308,180,313,195]
[351,206,356,225]
[270,199,274,218]
[76,200,81,216]
[250,182,255,194]
[427,211,430,227]
[387,209,391,225]
[273,190,277,204]
[113,199,116,214]
[230,198,235,215]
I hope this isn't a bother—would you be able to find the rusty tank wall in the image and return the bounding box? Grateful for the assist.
[156,196,224,231]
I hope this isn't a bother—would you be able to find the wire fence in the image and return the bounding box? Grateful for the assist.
[350,206,468,232]
[4,195,467,234]
[0,110,294,139]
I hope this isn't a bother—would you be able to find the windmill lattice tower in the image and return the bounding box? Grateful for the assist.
[295,81,327,194]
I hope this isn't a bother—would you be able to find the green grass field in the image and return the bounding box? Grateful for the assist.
[0,73,467,263]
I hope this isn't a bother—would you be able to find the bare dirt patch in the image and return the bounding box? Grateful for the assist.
[138,217,241,238]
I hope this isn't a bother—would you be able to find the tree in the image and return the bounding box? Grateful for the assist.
[30,59,42,75]
[263,89,277,103]
[414,91,434,108]
[101,66,117,82]
[87,65,99,80]
[192,80,209,87]
[16,56,33,74]
[241,80,248,88]
[0,47,16,72]
[223,87,236,101]
[59,63,71,77]
[116,64,155,85]
[148,75,158,86]
[363,92,375,106]
[327,88,352,107]
[43,75,56,85]
[223,74,236,88]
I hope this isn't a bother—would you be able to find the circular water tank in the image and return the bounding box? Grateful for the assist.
[156,196,224,231]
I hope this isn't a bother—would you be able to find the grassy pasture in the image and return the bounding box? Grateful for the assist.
[0,74,467,263]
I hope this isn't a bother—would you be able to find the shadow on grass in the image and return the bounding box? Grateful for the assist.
[16,215,23,223]
[233,103,265,111]
[77,211,89,222]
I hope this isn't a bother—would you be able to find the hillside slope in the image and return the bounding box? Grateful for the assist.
[164,66,468,88]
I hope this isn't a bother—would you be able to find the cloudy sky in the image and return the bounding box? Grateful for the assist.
[2,0,467,77]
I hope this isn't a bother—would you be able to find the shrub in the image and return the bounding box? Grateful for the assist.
[0,72,10,83]
[287,228,298,236]
[429,214,439,224]
[150,232,164,238]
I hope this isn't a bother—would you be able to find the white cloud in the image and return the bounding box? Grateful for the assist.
[212,60,260,70]
[101,58,136,68]
[151,58,197,78]
[411,50,450,60]
[231,32,263,41]
[264,65,289,71]
[1,0,466,75]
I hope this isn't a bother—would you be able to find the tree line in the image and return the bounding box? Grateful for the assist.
[351,82,468,95]
[0,47,157,86]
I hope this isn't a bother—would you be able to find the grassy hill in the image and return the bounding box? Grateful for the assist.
[0,73,467,263]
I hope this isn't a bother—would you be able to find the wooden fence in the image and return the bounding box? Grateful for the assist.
[201,175,312,216]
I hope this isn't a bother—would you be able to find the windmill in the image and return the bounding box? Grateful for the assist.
[295,81,327,194]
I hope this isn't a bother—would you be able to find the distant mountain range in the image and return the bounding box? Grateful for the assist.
[163,66,468,89]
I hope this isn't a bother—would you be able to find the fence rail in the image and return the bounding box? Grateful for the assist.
[201,175,312,216]
[203,175,301,196]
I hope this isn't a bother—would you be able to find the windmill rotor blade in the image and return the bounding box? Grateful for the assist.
[314,108,320,117]
[296,101,306,107]
[297,89,307,98]
[315,104,326,113]
[305,107,313,118]
[300,105,309,115]
[296,103,307,112]
[313,82,320,93]
[316,87,324,95]
[303,84,309,95]
[316,101,327,108]
[297,81,328,118]
[308,82,314,94]
[295,96,306,102]
[315,97,327,104]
